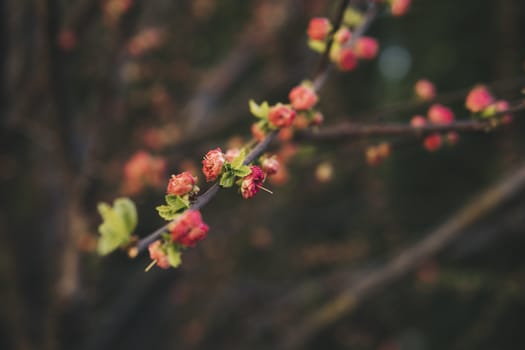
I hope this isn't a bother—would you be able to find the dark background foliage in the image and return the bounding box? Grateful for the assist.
[1,0,525,349]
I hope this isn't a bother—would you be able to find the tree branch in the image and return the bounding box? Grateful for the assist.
[296,102,525,141]
[129,0,371,257]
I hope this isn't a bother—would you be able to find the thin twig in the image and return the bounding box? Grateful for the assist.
[130,0,366,256]
[296,102,525,141]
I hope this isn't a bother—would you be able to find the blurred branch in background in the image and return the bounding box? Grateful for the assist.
[277,162,525,350]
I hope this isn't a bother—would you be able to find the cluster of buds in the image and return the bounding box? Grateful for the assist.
[250,81,322,142]
[147,210,209,270]
[465,85,512,124]
[307,15,379,72]
[411,104,457,152]
[201,147,271,200]
[148,170,208,269]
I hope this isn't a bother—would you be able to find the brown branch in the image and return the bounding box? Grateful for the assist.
[277,162,525,350]
[129,0,370,256]
[296,102,525,141]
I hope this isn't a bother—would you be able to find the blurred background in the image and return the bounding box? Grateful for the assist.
[1,0,525,349]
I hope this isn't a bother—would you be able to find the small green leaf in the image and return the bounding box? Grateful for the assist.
[231,149,247,169]
[308,39,326,53]
[156,205,179,221]
[249,100,270,118]
[165,195,190,211]
[260,101,270,118]
[113,198,137,233]
[232,165,251,178]
[167,244,182,268]
[97,197,137,255]
[219,172,236,188]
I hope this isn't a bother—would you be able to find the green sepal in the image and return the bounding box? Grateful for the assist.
[249,100,270,118]
[167,244,182,268]
[219,172,237,188]
[308,39,326,53]
[97,197,137,255]
[480,105,497,119]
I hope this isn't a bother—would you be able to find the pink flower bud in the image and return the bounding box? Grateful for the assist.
[337,48,358,71]
[167,171,196,196]
[447,132,459,145]
[148,241,170,269]
[423,134,442,152]
[495,100,512,124]
[495,100,509,111]
[307,18,332,41]
[262,156,280,175]
[278,127,294,142]
[293,114,310,129]
[268,104,296,128]
[311,111,324,126]
[288,85,318,111]
[251,123,266,142]
[334,27,352,44]
[465,85,494,113]
[170,210,209,247]
[354,37,379,60]
[202,148,225,182]
[225,148,241,162]
[414,79,436,101]
[241,166,265,199]
[123,151,166,194]
[428,104,454,125]
[410,115,427,128]
[391,0,411,16]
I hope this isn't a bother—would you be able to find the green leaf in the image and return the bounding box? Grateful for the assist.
[113,198,137,233]
[232,165,251,178]
[156,204,179,221]
[97,198,137,255]
[308,39,326,53]
[249,100,270,118]
[165,195,190,212]
[167,244,182,268]
[219,172,236,188]
[231,149,247,169]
